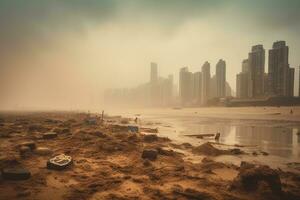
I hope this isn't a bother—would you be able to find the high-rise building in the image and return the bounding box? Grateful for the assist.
[201,61,211,105]
[179,67,193,105]
[236,72,249,98]
[193,72,202,103]
[268,41,294,97]
[216,59,226,98]
[248,45,265,98]
[150,62,158,84]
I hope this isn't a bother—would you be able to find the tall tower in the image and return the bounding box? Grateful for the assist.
[150,62,158,84]
[248,45,265,98]
[201,61,211,105]
[179,67,193,105]
[216,59,226,98]
[268,41,294,97]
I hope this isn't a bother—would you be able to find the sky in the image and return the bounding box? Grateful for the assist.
[0,0,300,110]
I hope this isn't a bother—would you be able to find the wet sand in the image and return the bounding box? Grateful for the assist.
[0,111,299,200]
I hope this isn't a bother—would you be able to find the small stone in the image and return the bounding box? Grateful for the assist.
[43,132,57,139]
[35,147,53,156]
[1,167,31,180]
[143,134,158,143]
[19,146,31,157]
[19,141,36,150]
[142,149,158,161]
[128,126,139,133]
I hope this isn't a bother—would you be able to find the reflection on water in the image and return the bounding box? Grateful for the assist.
[114,109,300,161]
[139,116,300,160]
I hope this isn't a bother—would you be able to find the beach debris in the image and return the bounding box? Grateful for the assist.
[231,162,282,194]
[143,134,158,143]
[43,131,58,139]
[85,118,97,125]
[19,141,36,150]
[215,132,221,141]
[128,125,139,133]
[35,147,53,156]
[1,167,31,180]
[47,154,73,170]
[142,149,158,161]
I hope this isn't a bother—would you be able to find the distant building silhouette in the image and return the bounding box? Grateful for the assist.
[248,45,265,98]
[179,67,193,105]
[236,59,251,99]
[201,61,211,105]
[193,71,202,103]
[150,62,158,84]
[216,59,226,98]
[268,41,294,97]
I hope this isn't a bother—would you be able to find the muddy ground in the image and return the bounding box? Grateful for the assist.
[0,111,299,200]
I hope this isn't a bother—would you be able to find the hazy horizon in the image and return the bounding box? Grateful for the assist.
[1,0,300,110]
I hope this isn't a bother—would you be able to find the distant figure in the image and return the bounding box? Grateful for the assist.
[290,109,293,114]
[215,132,221,141]
[134,117,138,123]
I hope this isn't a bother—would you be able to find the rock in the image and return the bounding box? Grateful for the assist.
[260,151,269,156]
[85,118,97,125]
[35,147,53,156]
[43,132,58,139]
[47,154,73,170]
[156,147,175,156]
[19,141,36,150]
[192,142,225,156]
[19,146,31,157]
[143,134,158,143]
[1,167,31,180]
[230,148,244,155]
[231,163,282,194]
[173,187,216,200]
[142,149,158,161]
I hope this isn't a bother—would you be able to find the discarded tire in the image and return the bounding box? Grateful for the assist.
[47,154,73,170]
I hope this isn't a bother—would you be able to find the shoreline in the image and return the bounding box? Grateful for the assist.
[0,111,299,199]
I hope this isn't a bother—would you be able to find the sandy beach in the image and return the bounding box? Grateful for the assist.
[0,109,299,200]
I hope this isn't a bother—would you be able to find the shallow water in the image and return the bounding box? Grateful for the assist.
[111,108,300,164]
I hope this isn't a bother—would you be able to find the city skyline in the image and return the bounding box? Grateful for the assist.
[0,0,300,109]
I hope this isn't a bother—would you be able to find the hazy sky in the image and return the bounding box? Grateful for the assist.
[0,0,300,109]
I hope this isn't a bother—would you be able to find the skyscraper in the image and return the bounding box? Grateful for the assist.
[179,67,193,105]
[216,59,226,98]
[268,41,294,97]
[201,61,210,105]
[236,72,249,98]
[248,45,265,98]
[193,72,202,103]
[150,62,158,84]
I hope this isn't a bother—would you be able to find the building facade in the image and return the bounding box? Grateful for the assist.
[216,59,226,98]
[268,41,294,97]
[248,45,265,98]
[179,67,193,105]
[201,61,211,105]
